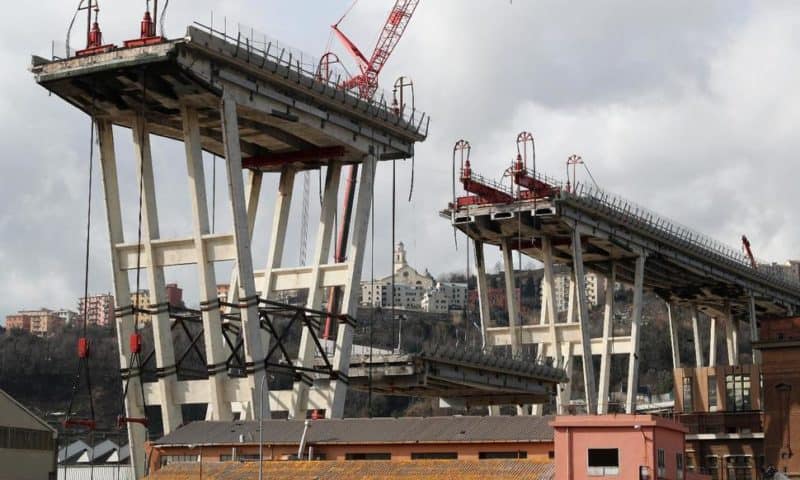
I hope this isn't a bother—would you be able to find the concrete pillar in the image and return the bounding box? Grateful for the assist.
[291,162,342,419]
[132,114,183,433]
[566,272,577,324]
[559,342,574,415]
[541,236,564,414]
[667,302,681,369]
[474,241,492,352]
[709,317,717,367]
[724,302,739,366]
[571,230,598,415]
[224,171,263,306]
[625,253,646,414]
[258,168,296,298]
[97,120,146,479]
[597,263,616,414]
[501,239,521,357]
[329,155,377,418]
[181,106,232,421]
[691,304,703,367]
[750,295,761,365]
[220,96,267,419]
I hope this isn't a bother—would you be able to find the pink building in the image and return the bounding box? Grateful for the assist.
[551,414,710,480]
[78,293,115,327]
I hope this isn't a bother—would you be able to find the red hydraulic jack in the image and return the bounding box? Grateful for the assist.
[63,337,97,431]
[76,2,116,57]
[118,332,150,430]
[124,6,165,48]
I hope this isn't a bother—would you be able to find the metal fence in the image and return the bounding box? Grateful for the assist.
[193,20,430,137]
[57,465,134,480]
[565,182,800,290]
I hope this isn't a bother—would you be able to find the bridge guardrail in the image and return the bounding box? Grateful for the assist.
[565,182,800,292]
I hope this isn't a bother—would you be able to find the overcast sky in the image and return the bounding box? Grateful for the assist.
[1,1,799,322]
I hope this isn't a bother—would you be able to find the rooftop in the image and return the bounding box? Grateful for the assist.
[155,415,555,447]
[150,460,555,480]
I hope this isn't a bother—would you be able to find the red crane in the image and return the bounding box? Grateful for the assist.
[330,0,421,99]
[742,235,758,270]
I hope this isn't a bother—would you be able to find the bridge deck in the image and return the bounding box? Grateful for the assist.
[335,349,568,407]
[31,26,428,169]
[443,183,800,317]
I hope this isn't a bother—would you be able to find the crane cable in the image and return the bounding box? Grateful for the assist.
[63,88,99,480]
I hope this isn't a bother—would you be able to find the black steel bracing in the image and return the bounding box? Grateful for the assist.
[123,298,352,386]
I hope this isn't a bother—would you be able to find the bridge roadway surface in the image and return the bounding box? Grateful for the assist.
[442,182,800,319]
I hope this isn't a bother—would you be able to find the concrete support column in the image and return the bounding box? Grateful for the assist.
[691,304,703,367]
[709,317,717,367]
[724,302,739,366]
[749,295,761,365]
[571,229,598,415]
[220,96,267,419]
[501,239,521,357]
[258,168,295,298]
[541,236,564,413]
[181,106,232,421]
[625,253,646,414]
[559,342,574,415]
[597,263,616,414]
[474,241,492,352]
[329,155,377,418]
[566,272,577,324]
[292,162,342,419]
[225,171,263,305]
[97,120,146,479]
[132,114,183,433]
[667,302,681,369]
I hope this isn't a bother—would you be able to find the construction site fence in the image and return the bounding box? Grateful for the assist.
[58,465,134,480]
[567,182,800,290]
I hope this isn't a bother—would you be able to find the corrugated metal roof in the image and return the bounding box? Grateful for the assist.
[0,388,56,432]
[155,415,554,447]
[150,460,555,480]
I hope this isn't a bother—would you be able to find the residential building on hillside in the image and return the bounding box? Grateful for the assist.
[545,271,606,313]
[130,284,185,325]
[78,293,115,327]
[422,281,468,313]
[361,242,435,305]
[0,388,58,480]
[5,308,65,336]
[53,308,78,326]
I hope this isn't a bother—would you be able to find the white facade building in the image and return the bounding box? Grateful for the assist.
[546,271,606,313]
[361,243,465,312]
[422,282,468,313]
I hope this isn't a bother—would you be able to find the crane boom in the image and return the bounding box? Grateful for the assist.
[336,0,421,99]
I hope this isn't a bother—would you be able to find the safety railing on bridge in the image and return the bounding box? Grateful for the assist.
[565,182,800,290]
[191,20,430,137]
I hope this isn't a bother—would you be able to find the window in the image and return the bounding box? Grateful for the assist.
[708,376,717,409]
[683,376,693,413]
[587,448,619,475]
[657,449,666,478]
[725,455,753,480]
[676,452,684,480]
[345,452,391,460]
[479,451,527,459]
[411,452,457,460]
[726,374,751,411]
[161,455,199,466]
[706,455,720,480]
